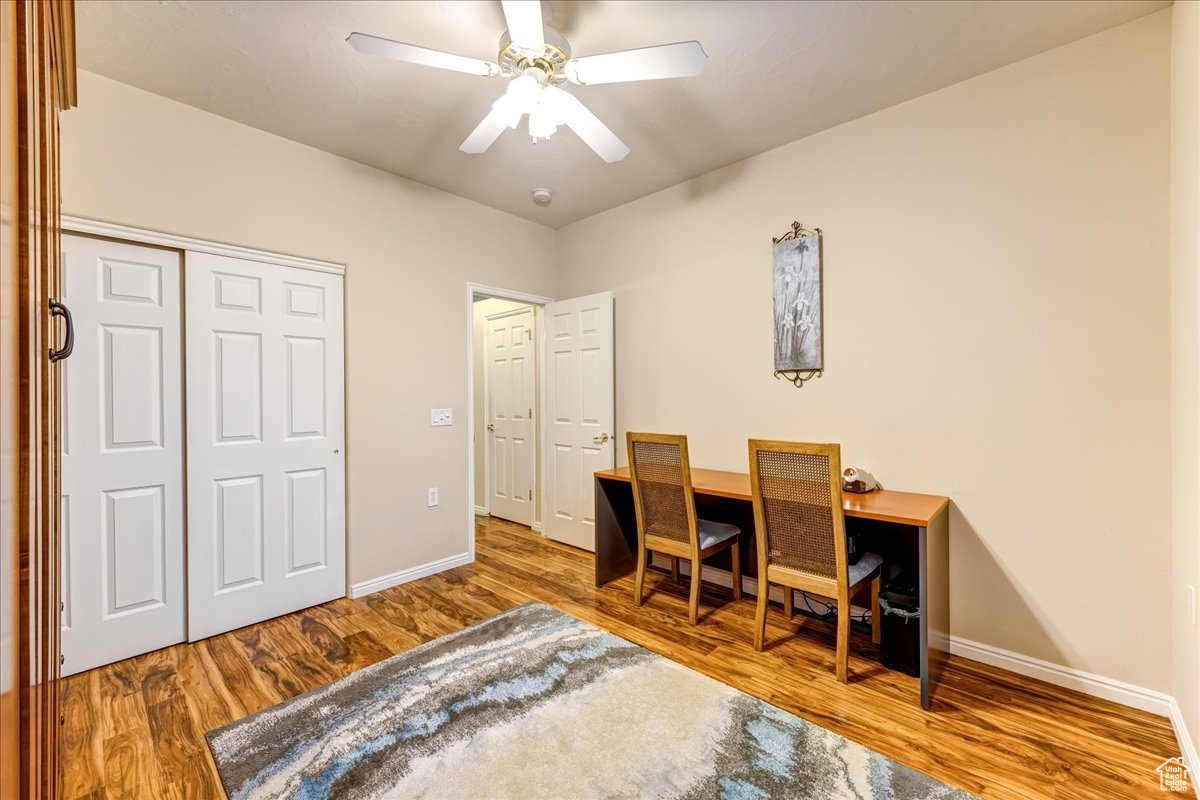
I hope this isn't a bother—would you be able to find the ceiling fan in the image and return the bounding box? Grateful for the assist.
[347,0,706,163]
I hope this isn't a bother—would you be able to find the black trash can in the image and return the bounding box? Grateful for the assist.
[879,570,920,677]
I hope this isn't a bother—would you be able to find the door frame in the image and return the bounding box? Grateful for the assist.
[465,283,553,560]
[61,216,345,275]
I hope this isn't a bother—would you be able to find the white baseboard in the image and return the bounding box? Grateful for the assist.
[531,520,543,533]
[650,552,762,594]
[1168,698,1198,776]
[946,636,1172,717]
[474,505,488,516]
[349,552,473,599]
[648,555,856,610]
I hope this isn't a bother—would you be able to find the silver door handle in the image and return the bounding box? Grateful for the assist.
[487,423,495,432]
[592,432,610,443]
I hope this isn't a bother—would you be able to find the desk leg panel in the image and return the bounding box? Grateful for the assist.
[595,477,638,587]
[918,506,950,710]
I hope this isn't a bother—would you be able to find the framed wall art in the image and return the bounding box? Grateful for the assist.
[772,221,823,388]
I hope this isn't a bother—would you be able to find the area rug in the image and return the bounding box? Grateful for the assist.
[207,602,975,800]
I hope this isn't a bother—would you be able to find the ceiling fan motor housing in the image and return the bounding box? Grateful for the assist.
[498,27,571,84]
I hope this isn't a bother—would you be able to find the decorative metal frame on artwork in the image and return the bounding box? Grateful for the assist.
[772,221,824,388]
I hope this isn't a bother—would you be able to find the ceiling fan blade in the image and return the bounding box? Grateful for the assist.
[565,41,706,85]
[546,87,629,163]
[501,0,545,54]
[460,104,515,154]
[347,32,500,77]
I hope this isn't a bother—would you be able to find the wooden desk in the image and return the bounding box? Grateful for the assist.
[594,466,951,710]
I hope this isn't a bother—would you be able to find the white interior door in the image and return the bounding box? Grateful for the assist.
[543,292,614,551]
[486,307,536,526]
[60,234,185,675]
[185,252,345,641]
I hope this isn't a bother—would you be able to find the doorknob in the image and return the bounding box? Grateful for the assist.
[487,423,495,432]
[592,432,610,443]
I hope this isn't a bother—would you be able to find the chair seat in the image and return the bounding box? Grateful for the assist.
[698,518,740,550]
[848,551,883,587]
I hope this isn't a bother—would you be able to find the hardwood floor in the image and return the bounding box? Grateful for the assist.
[61,516,1189,800]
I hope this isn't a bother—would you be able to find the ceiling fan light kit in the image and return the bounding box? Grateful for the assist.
[347,0,706,164]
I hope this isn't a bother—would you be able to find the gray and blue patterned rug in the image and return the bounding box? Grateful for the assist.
[206,602,975,800]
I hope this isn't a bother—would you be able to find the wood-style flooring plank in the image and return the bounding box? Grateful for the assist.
[58,515,1192,800]
[59,670,105,800]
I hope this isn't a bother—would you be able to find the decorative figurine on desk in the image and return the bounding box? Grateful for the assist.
[771,221,823,388]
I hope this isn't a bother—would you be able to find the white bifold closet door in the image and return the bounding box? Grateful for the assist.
[60,235,186,676]
[184,252,346,641]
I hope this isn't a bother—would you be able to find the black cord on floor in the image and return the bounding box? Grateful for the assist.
[797,590,873,625]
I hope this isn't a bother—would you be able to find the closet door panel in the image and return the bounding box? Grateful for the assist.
[60,235,185,676]
[186,252,345,641]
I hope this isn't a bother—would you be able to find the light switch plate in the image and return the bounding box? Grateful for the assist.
[431,408,453,427]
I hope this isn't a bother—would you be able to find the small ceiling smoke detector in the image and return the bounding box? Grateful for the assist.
[531,188,553,206]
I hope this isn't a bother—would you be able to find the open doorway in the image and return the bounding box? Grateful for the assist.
[466,285,616,556]
[470,288,549,532]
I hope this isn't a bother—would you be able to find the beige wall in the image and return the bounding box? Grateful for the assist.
[472,296,541,516]
[60,11,1186,703]
[558,13,1173,690]
[1171,0,1200,755]
[60,71,557,589]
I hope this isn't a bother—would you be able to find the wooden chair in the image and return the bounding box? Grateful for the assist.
[747,439,882,682]
[628,432,742,624]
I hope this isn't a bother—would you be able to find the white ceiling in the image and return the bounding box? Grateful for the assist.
[76,0,1168,227]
